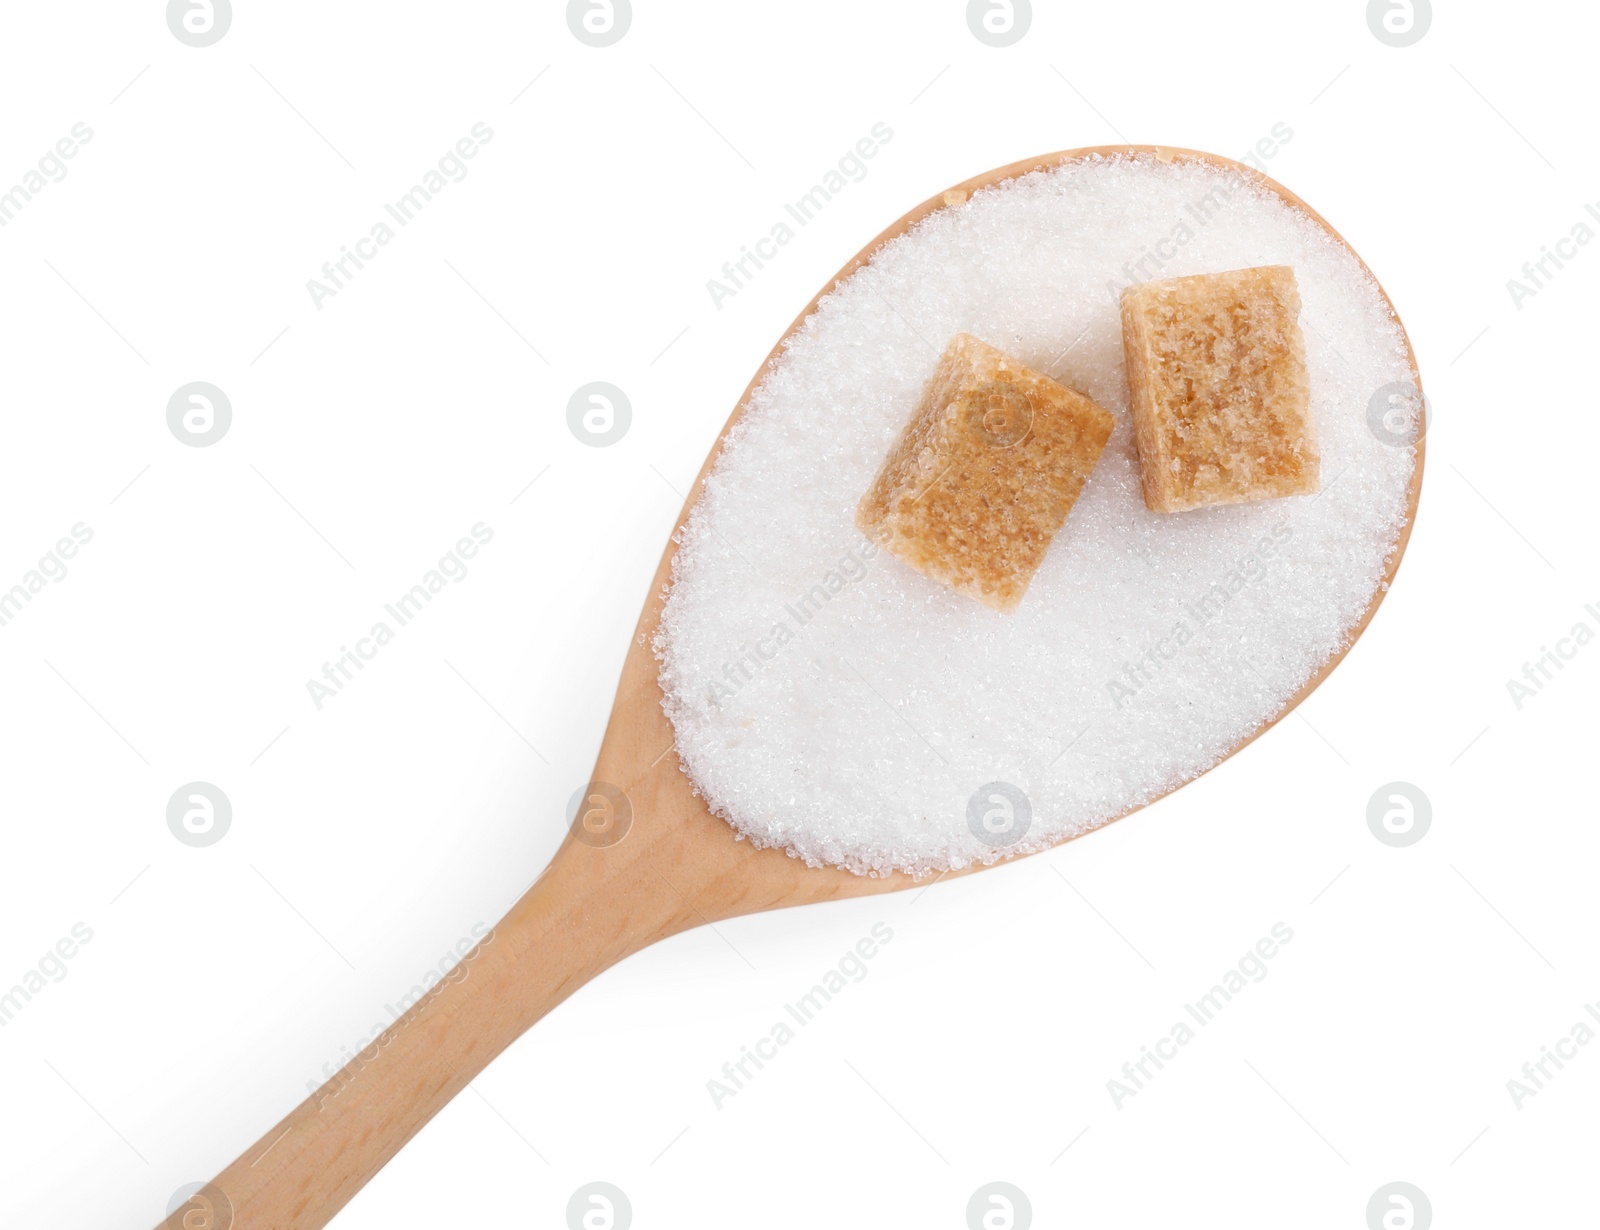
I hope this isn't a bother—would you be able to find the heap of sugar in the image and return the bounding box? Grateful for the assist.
[655,153,1419,878]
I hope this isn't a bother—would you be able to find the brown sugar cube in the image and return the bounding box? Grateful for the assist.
[856,333,1114,613]
[1121,265,1318,513]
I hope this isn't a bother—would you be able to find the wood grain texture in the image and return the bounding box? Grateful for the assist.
[166,146,1425,1229]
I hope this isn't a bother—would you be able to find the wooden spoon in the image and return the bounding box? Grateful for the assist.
[164,146,1424,1229]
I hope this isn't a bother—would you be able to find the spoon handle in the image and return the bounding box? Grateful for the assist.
[158,622,896,1228]
[161,841,677,1230]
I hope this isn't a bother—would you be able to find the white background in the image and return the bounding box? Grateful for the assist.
[1,1,1596,1227]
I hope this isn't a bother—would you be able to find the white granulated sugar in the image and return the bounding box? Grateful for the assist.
[656,154,1418,878]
